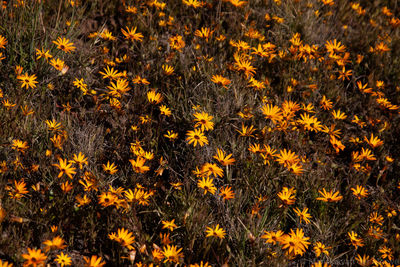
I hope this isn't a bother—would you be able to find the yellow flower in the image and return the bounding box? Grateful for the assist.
[98,192,117,207]
[99,66,121,80]
[260,104,282,123]
[351,185,369,199]
[0,260,13,267]
[75,194,91,207]
[186,128,209,147]
[147,89,163,104]
[197,177,217,195]
[164,130,178,140]
[108,228,135,250]
[213,148,235,166]
[193,112,214,131]
[53,158,77,179]
[11,139,29,153]
[7,179,29,199]
[331,109,347,120]
[55,252,72,266]
[52,37,76,53]
[70,152,88,169]
[313,242,330,257]
[211,75,231,88]
[45,119,63,132]
[364,133,383,148]
[200,163,224,178]
[293,207,312,224]
[280,228,310,256]
[83,255,106,267]
[22,248,47,267]
[162,245,184,263]
[348,231,364,248]
[219,186,235,200]
[169,35,185,51]
[275,149,299,168]
[355,254,371,267]
[261,230,284,244]
[129,157,150,173]
[36,48,52,60]
[121,26,144,42]
[277,187,296,206]
[50,58,66,72]
[162,219,178,231]
[316,188,343,202]
[17,73,39,89]
[0,35,7,49]
[194,27,213,42]
[162,64,174,75]
[102,161,118,174]
[205,224,226,239]
[43,236,67,252]
[182,0,203,8]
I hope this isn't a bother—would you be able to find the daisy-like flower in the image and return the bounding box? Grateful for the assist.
[261,230,284,244]
[205,224,226,239]
[211,75,231,88]
[83,255,106,267]
[162,64,174,76]
[53,158,77,179]
[0,259,13,267]
[194,27,213,42]
[45,119,63,132]
[0,35,7,49]
[197,177,217,195]
[7,179,29,199]
[275,149,299,168]
[55,252,72,266]
[260,104,282,123]
[11,139,29,153]
[162,245,184,263]
[351,185,369,199]
[213,148,235,166]
[121,26,144,42]
[160,105,172,116]
[293,207,312,224]
[108,228,135,250]
[98,192,117,207]
[43,236,67,252]
[70,152,88,169]
[102,161,118,174]
[186,128,209,147]
[313,242,330,257]
[193,112,214,131]
[219,186,235,200]
[164,130,178,140]
[277,187,296,206]
[17,73,39,89]
[52,37,76,53]
[99,66,121,80]
[129,157,150,173]
[162,219,178,231]
[280,228,310,256]
[182,0,203,8]
[348,231,364,249]
[50,58,66,72]
[200,163,224,178]
[147,89,163,104]
[76,194,91,207]
[36,48,52,60]
[316,188,343,202]
[22,248,47,267]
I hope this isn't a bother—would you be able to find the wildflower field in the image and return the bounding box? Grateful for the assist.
[1,0,400,266]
